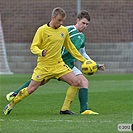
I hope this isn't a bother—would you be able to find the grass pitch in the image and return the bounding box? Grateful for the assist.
[0,74,132,133]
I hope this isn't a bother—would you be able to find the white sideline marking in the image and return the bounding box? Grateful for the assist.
[0,118,121,123]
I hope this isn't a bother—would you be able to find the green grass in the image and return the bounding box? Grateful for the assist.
[0,74,132,133]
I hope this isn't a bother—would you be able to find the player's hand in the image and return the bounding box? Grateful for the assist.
[97,64,105,71]
[42,50,47,57]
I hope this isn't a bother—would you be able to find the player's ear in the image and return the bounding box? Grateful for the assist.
[76,18,80,23]
[51,15,55,20]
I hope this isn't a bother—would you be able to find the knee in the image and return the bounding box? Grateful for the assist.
[27,85,38,94]
[27,81,41,94]
[80,79,89,88]
[82,80,89,88]
[69,79,81,87]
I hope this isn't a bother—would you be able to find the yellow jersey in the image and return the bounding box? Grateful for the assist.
[30,24,86,67]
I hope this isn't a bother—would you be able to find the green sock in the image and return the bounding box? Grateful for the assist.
[78,88,88,113]
[14,80,31,94]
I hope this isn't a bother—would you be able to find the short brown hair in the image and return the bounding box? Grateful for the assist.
[77,10,90,21]
[52,7,66,18]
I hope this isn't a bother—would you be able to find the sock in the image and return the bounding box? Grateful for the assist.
[78,88,88,113]
[14,80,31,94]
[10,87,29,108]
[61,86,78,111]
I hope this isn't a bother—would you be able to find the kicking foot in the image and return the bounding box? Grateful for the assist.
[6,92,17,102]
[3,104,13,115]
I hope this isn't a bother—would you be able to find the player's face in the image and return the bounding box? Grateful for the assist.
[52,14,65,29]
[76,18,89,32]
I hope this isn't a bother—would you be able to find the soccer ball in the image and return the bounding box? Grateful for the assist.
[81,60,98,75]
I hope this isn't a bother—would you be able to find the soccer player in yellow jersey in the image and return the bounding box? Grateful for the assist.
[4,9,105,115]
[3,7,88,115]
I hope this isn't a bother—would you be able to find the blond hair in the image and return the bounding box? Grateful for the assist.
[52,7,66,18]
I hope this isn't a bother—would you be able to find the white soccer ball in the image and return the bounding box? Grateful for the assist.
[81,60,98,75]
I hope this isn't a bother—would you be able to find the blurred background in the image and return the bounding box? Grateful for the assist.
[0,0,132,74]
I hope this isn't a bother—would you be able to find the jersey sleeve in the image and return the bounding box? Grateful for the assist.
[63,31,86,63]
[30,27,44,56]
[80,47,91,60]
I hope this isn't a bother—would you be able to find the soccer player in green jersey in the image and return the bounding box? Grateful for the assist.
[4,10,105,115]
[60,11,105,114]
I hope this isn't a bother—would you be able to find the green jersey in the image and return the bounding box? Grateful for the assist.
[62,25,85,69]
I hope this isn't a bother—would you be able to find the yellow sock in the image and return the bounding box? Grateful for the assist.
[61,86,78,111]
[10,87,29,107]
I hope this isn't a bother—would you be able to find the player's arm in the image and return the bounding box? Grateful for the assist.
[30,27,44,57]
[64,33,86,63]
[80,47,91,60]
[80,48,105,70]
